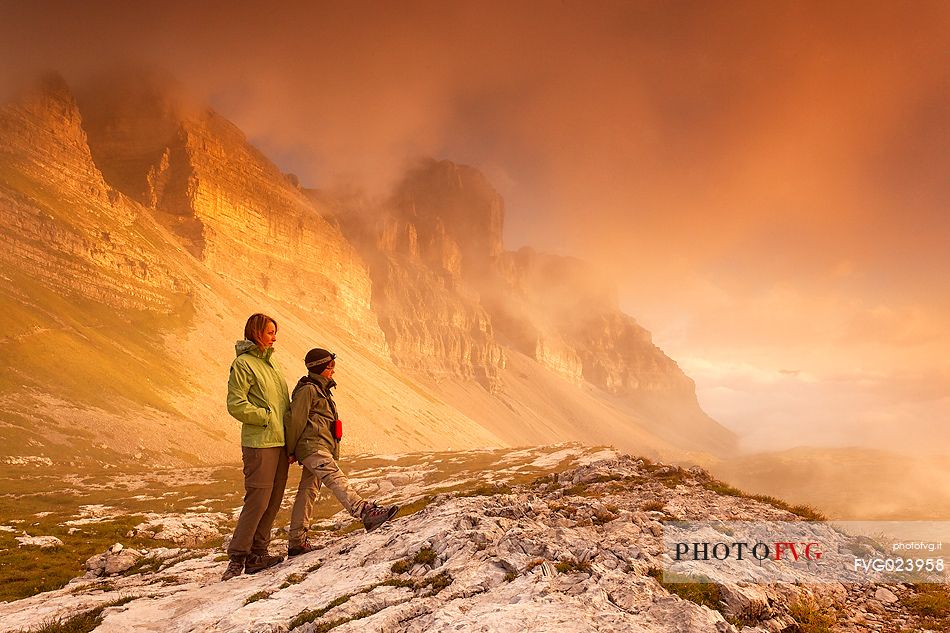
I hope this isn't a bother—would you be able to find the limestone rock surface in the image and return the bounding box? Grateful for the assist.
[0,449,928,633]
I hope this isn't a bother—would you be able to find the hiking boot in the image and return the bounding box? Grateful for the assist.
[288,538,318,558]
[245,552,284,574]
[220,554,245,581]
[361,502,399,533]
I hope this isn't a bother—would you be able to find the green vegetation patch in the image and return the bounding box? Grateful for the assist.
[647,567,722,612]
[243,590,273,606]
[0,514,153,602]
[555,559,592,575]
[279,573,307,589]
[903,584,950,631]
[412,547,436,567]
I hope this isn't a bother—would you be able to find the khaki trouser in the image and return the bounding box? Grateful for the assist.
[288,450,366,546]
[228,446,289,557]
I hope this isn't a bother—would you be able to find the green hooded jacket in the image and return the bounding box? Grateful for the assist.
[227,340,290,448]
[285,373,340,462]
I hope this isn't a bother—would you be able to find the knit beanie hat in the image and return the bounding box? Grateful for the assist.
[305,348,336,374]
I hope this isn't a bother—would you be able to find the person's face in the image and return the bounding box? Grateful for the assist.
[260,322,277,348]
[320,360,336,379]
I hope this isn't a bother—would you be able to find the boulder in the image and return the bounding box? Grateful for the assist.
[129,513,226,547]
[85,545,143,576]
[15,535,63,548]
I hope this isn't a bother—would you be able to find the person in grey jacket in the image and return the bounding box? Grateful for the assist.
[285,348,398,556]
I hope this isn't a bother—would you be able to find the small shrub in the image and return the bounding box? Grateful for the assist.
[412,547,437,566]
[422,571,453,595]
[306,562,323,573]
[701,480,744,497]
[504,571,517,582]
[641,500,665,512]
[289,592,355,629]
[555,559,592,575]
[727,602,769,628]
[379,576,415,589]
[524,558,545,573]
[391,559,411,574]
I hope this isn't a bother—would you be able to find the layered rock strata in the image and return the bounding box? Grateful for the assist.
[77,75,386,352]
[0,74,188,312]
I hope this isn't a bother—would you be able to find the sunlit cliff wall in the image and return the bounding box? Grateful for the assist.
[0,74,188,312]
[77,75,387,353]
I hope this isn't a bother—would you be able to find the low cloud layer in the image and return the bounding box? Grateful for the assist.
[3,1,947,454]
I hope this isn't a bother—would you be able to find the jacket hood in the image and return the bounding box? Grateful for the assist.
[235,339,272,360]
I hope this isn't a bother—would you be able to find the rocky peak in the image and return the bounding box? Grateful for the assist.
[0,73,109,199]
[390,158,505,279]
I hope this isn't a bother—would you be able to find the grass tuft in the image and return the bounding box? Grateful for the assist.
[18,596,136,633]
[647,567,722,612]
[243,590,272,605]
[412,547,437,567]
[279,572,307,589]
[555,559,592,575]
[903,584,950,631]
[788,595,837,633]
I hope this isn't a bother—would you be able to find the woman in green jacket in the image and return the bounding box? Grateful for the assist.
[221,313,291,581]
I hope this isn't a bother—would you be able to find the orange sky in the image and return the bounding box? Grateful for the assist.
[3,1,948,453]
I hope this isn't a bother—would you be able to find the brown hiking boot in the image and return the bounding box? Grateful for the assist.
[221,554,245,581]
[245,552,284,574]
[288,537,318,558]
[361,502,399,533]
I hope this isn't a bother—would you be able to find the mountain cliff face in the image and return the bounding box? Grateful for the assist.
[0,75,188,313]
[326,158,732,453]
[313,161,508,389]
[77,75,386,352]
[0,72,733,467]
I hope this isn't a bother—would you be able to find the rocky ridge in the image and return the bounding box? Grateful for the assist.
[1,446,937,633]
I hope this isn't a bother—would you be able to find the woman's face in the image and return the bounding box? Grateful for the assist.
[260,321,277,348]
[321,360,336,378]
